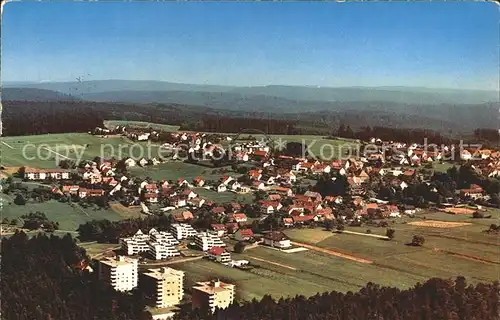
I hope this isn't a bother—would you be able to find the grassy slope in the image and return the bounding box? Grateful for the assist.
[0,197,123,231]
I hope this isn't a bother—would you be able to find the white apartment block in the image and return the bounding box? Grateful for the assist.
[141,267,185,308]
[148,243,181,260]
[120,229,180,260]
[191,280,235,314]
[149,228,180,246]
[98,256,138,292]
[170,223,198,240]
[194,232,226,251]
[121,229,149,255]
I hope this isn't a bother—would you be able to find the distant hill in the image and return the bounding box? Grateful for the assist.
[3,80,237,95]
[4,80,497,105]
[229,85,499,105]
[2,88,80,101]
[3,80,498,134]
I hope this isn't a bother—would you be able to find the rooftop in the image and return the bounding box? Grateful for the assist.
[143,267,185,280]
[193,280,235,294]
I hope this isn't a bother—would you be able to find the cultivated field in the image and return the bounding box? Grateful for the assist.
[170,211,500,301]
[0,196,124,231]
[104,120,180,132]
[129,161,228,182]
[1,133,165,169]
[194,188,254,204]
[283,228,335,244]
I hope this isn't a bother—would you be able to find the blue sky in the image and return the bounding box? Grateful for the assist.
[2,2,499,90]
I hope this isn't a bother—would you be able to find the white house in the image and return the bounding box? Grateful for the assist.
[124,158,137,167]
[263,231,291,249]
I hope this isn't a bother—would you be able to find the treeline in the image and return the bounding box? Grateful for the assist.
[2,100,104,136]
[175,277,500,320]
[179,116,298,134]
[1,232,151,320]
[77,214,172,243]
[473,128,498,143]
[333,124,455,145]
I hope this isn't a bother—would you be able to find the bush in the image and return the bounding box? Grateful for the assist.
[386,228,395,240]
[366,229,372,234]
[472,212,484,219]
[14,194,26,206]
[411,235,425,246]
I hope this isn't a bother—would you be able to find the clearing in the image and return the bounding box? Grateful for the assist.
[109,202,143,219]
[408,220,472,228]
[283,228,335,244]
[0,198,123,231]
[104,120,180,132]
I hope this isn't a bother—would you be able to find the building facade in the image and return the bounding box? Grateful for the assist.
[141,267,185,308]
[170,223,198,240]
[98,256,138,292]
[194,232,226,251]
[191,280,235,314]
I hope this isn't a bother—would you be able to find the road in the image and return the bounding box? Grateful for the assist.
[139,255,204,268]
[341,230,389,239]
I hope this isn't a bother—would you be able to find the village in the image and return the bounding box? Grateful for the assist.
[3,124,500,319]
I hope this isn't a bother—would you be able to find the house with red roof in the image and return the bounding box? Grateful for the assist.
[173,210,194,222]
[102,177,119,186]
[62,185,80,195]
[207,246,231,264]
[248,170,263,181]
[78,188,105,198]
[459,184,484,200]
[227,202,241,212]
[220,175,234,186]
[210,206,226,215]
[273,186,293,197]
[210,224,227,237]
[282,217,294,227]
[252,150,268,159]
[225,222,239,234]
[144,193,159,203]
[292,215,315,224]
[182,189,198,200]
[234,228,254,241]
[188,197,206,208]
[229,213,248,223]
[193,176,205,187]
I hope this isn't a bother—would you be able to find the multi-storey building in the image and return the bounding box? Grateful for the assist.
[98,256,138,292]
[194,232,226,251]
[148,243,181,260]
[206,247,231,264]
[141,267,185,308]
[191,280,235,313]
[149,228,179,246]
[121,229,149,255]
[120,229,180,260]
[170,223,198,240]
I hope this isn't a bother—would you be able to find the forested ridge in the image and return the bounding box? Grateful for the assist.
[1,231,499,320]
[3,99,498,138]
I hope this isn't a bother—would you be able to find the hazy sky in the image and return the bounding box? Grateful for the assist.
[2,2,499,90]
